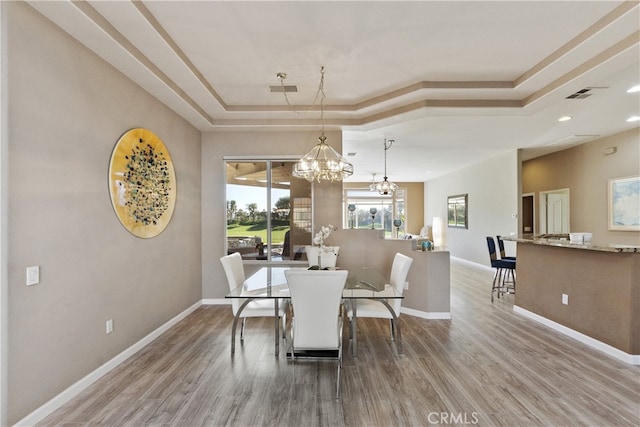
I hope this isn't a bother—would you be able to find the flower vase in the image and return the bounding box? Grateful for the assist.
[305,246,340,268]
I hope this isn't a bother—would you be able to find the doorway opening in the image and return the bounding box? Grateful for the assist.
[522,193,535,236]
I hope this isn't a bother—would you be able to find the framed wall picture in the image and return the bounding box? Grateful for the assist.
[109,128,177,238]
[608,175,640,231]
[447,194,468,229]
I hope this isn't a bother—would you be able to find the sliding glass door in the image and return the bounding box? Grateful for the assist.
[225,160,312,261]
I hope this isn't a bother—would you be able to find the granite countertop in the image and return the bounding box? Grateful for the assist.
[504,236,640,253]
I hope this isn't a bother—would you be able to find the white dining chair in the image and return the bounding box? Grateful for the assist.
[285,269,348,399]
[345,253,413,343]
[220,252,288,344]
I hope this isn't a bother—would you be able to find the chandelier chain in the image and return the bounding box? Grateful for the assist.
[383,139,394,177]
[278,66,326,120]
[371,138,397,195]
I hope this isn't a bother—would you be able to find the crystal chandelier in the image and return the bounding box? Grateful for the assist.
[371,138,398,195]
[281,67,353,183]
[293,134,354,182]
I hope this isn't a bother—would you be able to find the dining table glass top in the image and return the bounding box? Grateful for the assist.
[226,266,402,299]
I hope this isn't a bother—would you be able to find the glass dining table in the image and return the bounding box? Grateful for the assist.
[225,266,404,357]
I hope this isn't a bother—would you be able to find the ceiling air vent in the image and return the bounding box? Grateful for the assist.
[566,88,592,99]
[270,85,298,93]
[565,86,608,99]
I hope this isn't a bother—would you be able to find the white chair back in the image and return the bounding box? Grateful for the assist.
[220,252,245,315]
[285,269,347,350]
[389,253,413,315]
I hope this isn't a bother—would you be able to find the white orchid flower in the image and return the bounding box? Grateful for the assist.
[313,224,336,247]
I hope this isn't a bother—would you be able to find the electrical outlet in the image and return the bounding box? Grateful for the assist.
[106,319,114,334]
[403,281,409,290]
[26,266,40,286]
[562,294,569,305]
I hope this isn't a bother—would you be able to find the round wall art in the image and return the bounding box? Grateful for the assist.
[108,128,176,238]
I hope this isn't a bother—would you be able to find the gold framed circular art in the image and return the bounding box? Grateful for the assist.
[108,128,177,238]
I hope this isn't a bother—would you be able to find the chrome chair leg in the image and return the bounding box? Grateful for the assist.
[240,317,246,341]
[500,268,516,294]
[281,310,287,340]
[291,343,297,400]
[336,345,342,400]
[491,268,501,302]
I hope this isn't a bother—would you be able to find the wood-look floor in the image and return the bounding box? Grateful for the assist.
[38,260,640,427]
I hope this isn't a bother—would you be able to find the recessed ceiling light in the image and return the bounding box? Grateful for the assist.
[558,116,572,122]
[626,115,640,122]
[626,85,640,93]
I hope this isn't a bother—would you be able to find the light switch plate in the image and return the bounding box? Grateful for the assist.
[26,266,40,286]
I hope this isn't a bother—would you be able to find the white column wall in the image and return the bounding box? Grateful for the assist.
[425,151,519,266]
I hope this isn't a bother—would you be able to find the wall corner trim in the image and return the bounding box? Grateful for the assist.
[15,300,202,426]
[513,305,640,366]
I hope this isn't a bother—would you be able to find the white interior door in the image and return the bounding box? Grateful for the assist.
[541,190,569,234]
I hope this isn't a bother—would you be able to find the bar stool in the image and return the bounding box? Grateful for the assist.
[496,235,516,261]
[486,237,516,302]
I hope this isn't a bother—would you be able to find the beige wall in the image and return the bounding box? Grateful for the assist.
[523,129,640,246]
[343,182,424,235]
[201,130,343,299]
[515,243,640,354]
[4,3,202,423]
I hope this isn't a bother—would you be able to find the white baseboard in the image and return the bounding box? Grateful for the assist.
[450,256,492,272]
[513,305,640,366]
[202,298,229,305]
[401,307,451,320]
[15,301,202,427]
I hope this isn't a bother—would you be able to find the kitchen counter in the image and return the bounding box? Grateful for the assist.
[504,236,639,253]
[510,238,640,363]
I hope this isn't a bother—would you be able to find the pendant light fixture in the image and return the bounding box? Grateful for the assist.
[279,66,353,183]
[371,138,398,195]
[368,173,378,191]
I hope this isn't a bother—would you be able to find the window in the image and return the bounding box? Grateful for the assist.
[226,160,312,261]
[343,188,406,238]
[447,194,468,228]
